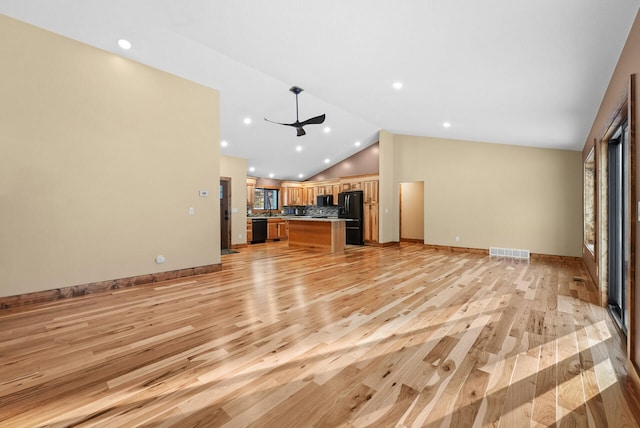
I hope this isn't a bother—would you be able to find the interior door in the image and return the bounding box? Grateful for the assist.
[220,178,231,251]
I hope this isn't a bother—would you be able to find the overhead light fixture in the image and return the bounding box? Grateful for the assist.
[392,81,403,90]
[443,122,451,128]
[243,117,252,125]
[249,166,255,172]
[355,141,361,147]
[220,140,228,147]
[269,173,274,178]
[323,127,331,133]
[296,145,302,152]
[298,173,304,178]
[324,158,330,164]
[117,39,132,50]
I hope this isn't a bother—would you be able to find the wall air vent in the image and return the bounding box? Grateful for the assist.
[489,247,530,260]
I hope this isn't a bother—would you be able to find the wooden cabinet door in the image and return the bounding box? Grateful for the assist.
[370,204,379,242]
[293,188,302,205]
[364,180,379,204]
[247,184,255,205]
[363,203,379,243]
[363,204,371,242]
[278,222,288,239]
[332,185,341,203]
[305,187,315,205]
[267,222,278,240]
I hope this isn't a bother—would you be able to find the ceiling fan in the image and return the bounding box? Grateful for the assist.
[265,86,326,136]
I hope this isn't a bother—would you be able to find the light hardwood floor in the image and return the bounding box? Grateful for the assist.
[1,242,639,427]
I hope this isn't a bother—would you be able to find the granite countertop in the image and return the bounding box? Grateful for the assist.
[248,215,346,222]
[285,216,345,222]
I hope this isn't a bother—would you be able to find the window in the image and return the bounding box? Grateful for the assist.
[583,148,595,254]
[253,188,279,211]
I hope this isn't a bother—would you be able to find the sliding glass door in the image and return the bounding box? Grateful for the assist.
[608,121,630,334]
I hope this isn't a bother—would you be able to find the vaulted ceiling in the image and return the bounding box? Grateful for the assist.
[2,1,638,180]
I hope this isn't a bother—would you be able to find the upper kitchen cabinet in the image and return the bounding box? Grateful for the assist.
[282,181,303,206]
[363,176,379,204]
[247,177,256,206]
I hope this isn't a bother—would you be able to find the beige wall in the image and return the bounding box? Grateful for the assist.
[0,15,221,297]
[379,132,582,256]
[580,12,640,371]
[220,155,248,245]
[400,182,424,240]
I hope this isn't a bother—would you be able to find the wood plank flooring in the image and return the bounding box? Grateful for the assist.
[1,242,639,427]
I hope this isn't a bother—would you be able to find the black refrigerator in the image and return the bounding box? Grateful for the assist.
[338,190,364,245]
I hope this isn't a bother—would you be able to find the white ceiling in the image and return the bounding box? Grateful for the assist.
[2,1,639,180]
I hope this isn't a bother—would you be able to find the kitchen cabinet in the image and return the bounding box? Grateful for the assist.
[364,178,379,204]
[246,219,252,243]
[362,176,379,243]
[341,180,362,191]
[364,203,379,242]
[277,221,288,239]
[289,187,303,205]
[246,177,256,206]
[267,222,278,240]
[332,184,341,203]
[282,182,303,206]
[304,187,315,205]
[267,218,288,240]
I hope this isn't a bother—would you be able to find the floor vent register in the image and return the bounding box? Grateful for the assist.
[489,247,530,260]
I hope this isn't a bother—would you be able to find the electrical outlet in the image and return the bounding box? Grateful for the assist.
[455,236,461,242]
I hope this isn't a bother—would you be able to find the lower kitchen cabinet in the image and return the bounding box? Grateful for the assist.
[267,218,288,241]
[364,203,379,243]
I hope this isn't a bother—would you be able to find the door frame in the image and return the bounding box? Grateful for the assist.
[220,177,232,250]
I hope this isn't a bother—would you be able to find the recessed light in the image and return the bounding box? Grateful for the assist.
[269,173,274,178]
[296,145,302,152]
[324,158,330,164]
[249,167,255,172]
[298,173,304,178]
[220,140,228,147]
[443,122,451,128]
[355,141,361,147]
[323,127,331,133]
[243,117,252,125]
[392,81,403,90]
[118,39,132,50]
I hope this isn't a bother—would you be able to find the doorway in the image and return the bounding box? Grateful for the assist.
[607,121,630,334]
[400,182,424,242]
[220,177,231,251]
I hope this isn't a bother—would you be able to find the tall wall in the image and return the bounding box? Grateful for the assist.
[0,15,220,297]
[580,11,640,373]
[379,132,582,257]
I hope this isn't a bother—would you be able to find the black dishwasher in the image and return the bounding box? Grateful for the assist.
[251,218,267,244]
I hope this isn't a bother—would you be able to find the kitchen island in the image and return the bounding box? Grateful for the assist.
[286,217,346,253]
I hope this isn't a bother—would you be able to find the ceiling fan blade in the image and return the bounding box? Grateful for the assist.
[300,114,326,126]
[264,117,297,127]
[296,127,306,137]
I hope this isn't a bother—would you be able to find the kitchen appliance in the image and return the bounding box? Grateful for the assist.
[316,195,333,206]
[338,190,364,245]
[251,218,267,244]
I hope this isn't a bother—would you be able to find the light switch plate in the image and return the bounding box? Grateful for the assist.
[199,190,209,197]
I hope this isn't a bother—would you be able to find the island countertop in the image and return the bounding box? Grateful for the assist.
[286,217,346,252]
[248,215,348,222]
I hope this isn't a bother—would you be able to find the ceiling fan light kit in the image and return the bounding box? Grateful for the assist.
[265,86,326,137]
